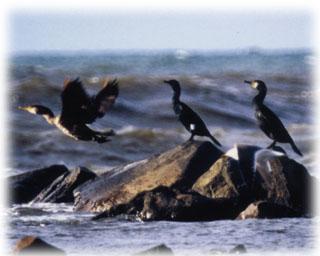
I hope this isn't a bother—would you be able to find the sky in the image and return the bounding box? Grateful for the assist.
[10,10,312,53]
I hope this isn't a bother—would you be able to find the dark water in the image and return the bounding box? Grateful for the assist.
[7,50,317,254]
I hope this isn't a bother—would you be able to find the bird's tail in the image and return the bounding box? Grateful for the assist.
[209,134,222,147]
[290,139,303,156]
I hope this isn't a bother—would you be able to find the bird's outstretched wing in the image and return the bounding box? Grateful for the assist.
[60,78,119,125]
[60,78,92,123]
[93,78,119,120]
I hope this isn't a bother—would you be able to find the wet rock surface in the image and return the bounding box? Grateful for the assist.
[93,186,249,222]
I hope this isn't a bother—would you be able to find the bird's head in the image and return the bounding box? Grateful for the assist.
[19,105,54,118]
[244,80,267,92]
[164,79,181,94]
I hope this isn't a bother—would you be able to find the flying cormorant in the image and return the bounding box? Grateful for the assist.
[164,79,221,146]
[19,78,119,143]
[244,80,303,156]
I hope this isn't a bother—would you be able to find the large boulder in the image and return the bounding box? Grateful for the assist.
[74,141,223,212]
[9,165,69,204]
[252,153,316,216]
[192,144,316,217]
[13,236,65,255]
[31,167,97,204]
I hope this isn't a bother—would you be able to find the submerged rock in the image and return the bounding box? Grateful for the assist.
[9,165,69,204]
[237,200,300,219]
[229,244,247,254]
[74,141,223,212]
[31,167,97,204]
[135,244,174,255]
[13,236,65,255]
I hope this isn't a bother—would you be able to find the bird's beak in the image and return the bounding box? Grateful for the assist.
[18,106,34,114]
[244,80,251,84]
[163,80,170,84]
[18,106,28,111]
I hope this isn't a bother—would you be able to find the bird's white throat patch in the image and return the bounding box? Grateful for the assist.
[251,81,258,89]
[190,124,195,131]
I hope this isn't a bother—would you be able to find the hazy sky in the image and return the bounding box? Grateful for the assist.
[10,10,312,52]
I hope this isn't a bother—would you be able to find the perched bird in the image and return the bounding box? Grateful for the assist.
[244,80,303,156]
[19,78,119,143]
[164,79,221,146]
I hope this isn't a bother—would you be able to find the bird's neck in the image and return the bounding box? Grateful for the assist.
[172,93,182,115]
[253,90,266,107]
[42,114,56,125]
[172,90,181,104]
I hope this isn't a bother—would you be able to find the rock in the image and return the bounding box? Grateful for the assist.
[192,155,248,199]
[237,200,300,219]
[13,236,65,254]
[193,144,316,217]
[229,244,247,254]
[9,165,69,204]
[252,152,316,216]
[74,141,223,212]
[135,244,174,255]
[94,186,247,221]
[31,167,97,204]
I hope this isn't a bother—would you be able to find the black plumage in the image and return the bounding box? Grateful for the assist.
[164,79,221,147]
[244,80,303,156]
[19,78,119,143]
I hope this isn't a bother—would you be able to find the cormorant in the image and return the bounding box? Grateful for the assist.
[244,80,303,156]
[19,78,119,143]
[164,79,221,146]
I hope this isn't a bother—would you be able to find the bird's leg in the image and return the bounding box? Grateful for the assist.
[188,133,195,141]
[267,140,276,149]
[96,129,115,136]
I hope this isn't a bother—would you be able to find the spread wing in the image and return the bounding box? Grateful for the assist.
[60,78,92,124]
[93,78,119,119]
[60,78,119,125]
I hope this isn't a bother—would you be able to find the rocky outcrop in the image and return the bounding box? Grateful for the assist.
[74,141,223,212]
[31,167,97,204]
[13,236,65,255]
[9,165,69,204]
[237,200,300,219]
[10,142,316,221]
